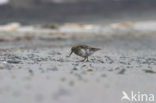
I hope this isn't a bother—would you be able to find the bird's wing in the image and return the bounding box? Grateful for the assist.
[79,48,86,57]
[80,45,90,49]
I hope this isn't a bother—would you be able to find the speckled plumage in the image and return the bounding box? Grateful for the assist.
[69,44,101,62]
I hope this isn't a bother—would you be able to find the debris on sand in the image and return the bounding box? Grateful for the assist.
[72,67,78,71]
[143,69,156,74]
[101,74,106,77]
[7,60,21,64]
[0,22,21,32]
[28,69,34,76]
[6,55,21,64]
[118,68,126,74]
[0,63,5,70]
[105,56,114,64]
[87,68,94,72]
[64,23,95,30]
[110,21,133,29]
[47,67,58,71]
[53,88,71,100]
[37,23,58,29]
[69,80,75,86]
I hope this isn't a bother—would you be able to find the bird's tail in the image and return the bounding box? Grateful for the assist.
[93,48,101,51]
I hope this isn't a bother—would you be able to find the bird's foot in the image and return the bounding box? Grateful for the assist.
[79,59,85,62]
[86,59,89,62]
[79,58,89,62]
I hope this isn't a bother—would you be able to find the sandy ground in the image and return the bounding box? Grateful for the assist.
[0,1,156,102]
[0,35,156,103]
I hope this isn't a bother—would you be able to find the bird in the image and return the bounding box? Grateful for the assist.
[68,44,101,62]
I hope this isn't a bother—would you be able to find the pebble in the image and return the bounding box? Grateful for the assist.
[118,69,126,74]
[7,60,21,64]
[87,69,94,72]
[53,88,70,100]
[47,67,58,71]
[143,69,156,74]
[69,80,75,86]
[72,67,78,70]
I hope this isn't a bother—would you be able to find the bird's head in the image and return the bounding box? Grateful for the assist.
[68,46,76,57]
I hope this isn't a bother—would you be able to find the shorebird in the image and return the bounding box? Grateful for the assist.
[68,44,101,62]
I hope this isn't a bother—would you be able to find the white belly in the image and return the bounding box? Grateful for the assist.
[79,49,94,57]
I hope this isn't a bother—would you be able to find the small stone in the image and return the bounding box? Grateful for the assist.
[108,69,113,71]
[69,80,75,86]
[35,94,44,102]
[143,70,156,74]
[0,64,5,69]
[12,91,21,97]
[60,77,66,82]
[73,68,78,70]
[47,67,58,71]
[57,58,64,62]
[87,68,94,72]
[97,59,104,63]
[118,69,126,74]
[105,56,114,64]
[7,55,21,64]
[53,88,70,100]
[101,74,106,77]
[28,69,34,75]
[81,65,86,68]
[39,68,45,73]
[81,71,87,75]
[7,60,21,64]
[40,23,58,29]
[5,64,13,70]
[114,67,120,70]
[57,52,61,55]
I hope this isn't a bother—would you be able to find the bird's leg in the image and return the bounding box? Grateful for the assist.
[86,57,89,62]
[80,57,86,62]
[68,51,73,57]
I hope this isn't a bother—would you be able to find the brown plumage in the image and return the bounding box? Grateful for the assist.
[69,44,101,62]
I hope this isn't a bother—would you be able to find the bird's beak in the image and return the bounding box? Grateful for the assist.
[96,48,101,51]
[68,51,73,57]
